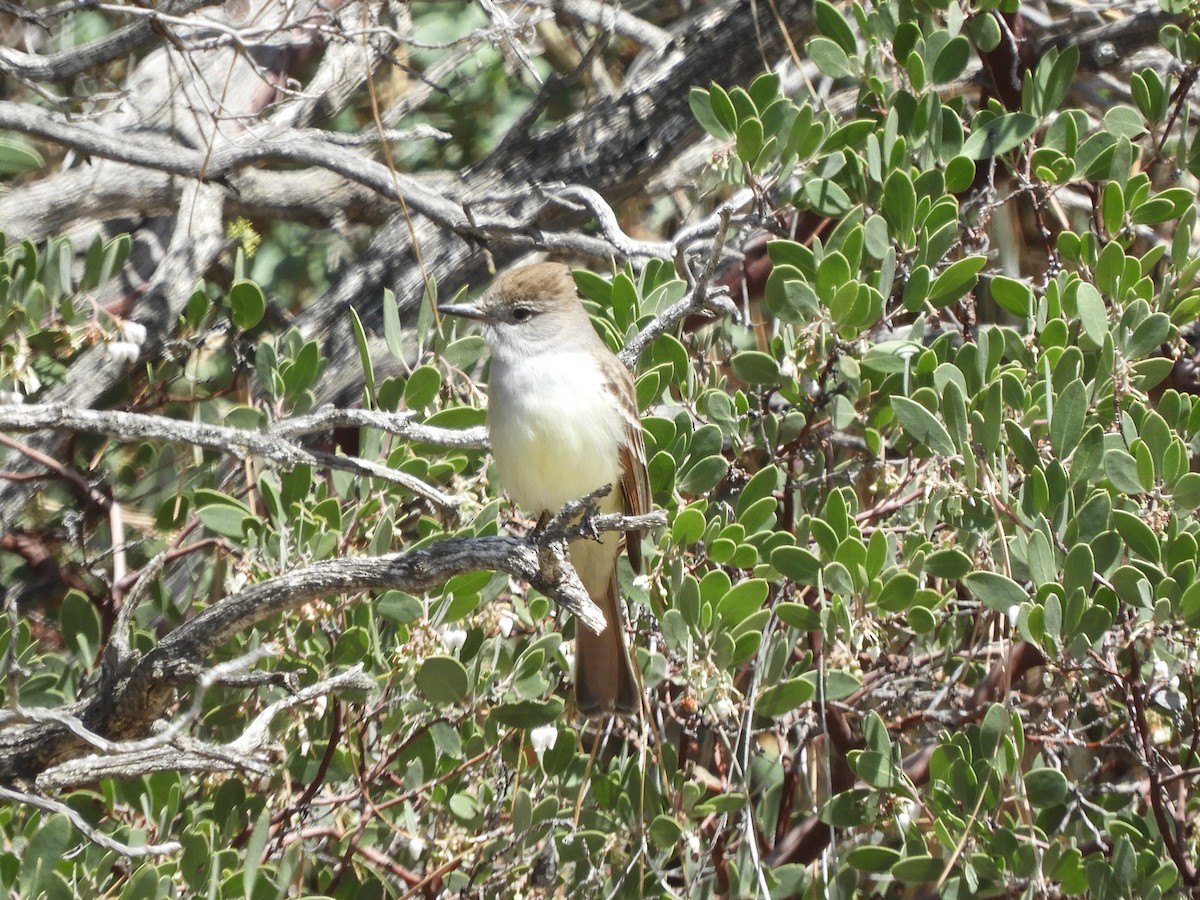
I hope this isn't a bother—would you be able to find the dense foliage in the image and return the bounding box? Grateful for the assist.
[2,0,1200,897]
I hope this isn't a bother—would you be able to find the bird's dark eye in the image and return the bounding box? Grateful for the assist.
[512,306,534,322]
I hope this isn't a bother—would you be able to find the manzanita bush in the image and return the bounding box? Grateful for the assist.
[1,0,1199,897]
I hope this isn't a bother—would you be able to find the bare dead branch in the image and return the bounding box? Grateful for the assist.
[0,504,662,783]
[0,0,218,82]
[270,406,489,450]
[0,784,183,856]
[35,665,375,792]
[0,403,461,511]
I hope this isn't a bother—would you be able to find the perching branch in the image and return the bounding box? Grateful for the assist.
[0,504,664,783]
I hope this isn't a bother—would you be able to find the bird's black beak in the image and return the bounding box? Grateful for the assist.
[438,302,492,322]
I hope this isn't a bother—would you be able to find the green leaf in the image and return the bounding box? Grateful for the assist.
[931,35,970,83]
[730,351,781,384]
[679,455,729,495]
[990,275,1033,317]
[775,601,820,630]
[736,117,764,164]
[0,133,44,175]
[717,579,769,624]
[799,178,852,217]
[876,571,919,612]
[1050,379,1087,458]
[891,395,957,456]
[1024,767,1068,807]
[689,87,731,139]
[1125,312,1171,358]
[195,489,254,539]
[377,591,423,624]
[491,696,567,728]
[747,72,781,111]
[772,545,822,585]
[416,655,469,703]
[1075,283,1109,343]
[814,0,856,54]
[382,287,405,360]
[61,590,101,665]
[756,677,816,715]
[963,112,1037,159]
[349,306,376,404]
[929,255,986,307]
[1111,509,1159,561]
[808,36,855,78]
[925,547,972,579]
[404,364,441,410]
[964,571,1027,611]
[737,464,780,516]
[892,855,949,885]
[1173,471,1200,508]
[802,668,861,701]
[1104,448,1145,494]
[229,279,265,331]
[709,83,738,132]
[848,845,902,872]
[882,169,916,238]
[1104,105,1145,138]
[648,815,684,850]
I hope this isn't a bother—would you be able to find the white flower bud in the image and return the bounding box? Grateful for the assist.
[530,724,558,757]
[407,836,426,858]
[1153,659,1169,681]
[119,320,147,345]
[1006,604,1020,627]
[498,610,515,638]
[106,341,141,363]
[441,628,467,653]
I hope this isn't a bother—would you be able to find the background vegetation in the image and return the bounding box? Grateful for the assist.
[1,0,1199,896]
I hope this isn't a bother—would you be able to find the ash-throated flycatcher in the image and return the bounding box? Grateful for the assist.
[439,262,649,716]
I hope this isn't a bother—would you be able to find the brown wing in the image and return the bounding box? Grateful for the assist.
[614,366,651,573]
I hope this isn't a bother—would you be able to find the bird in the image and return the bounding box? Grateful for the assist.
[438,261,649,716]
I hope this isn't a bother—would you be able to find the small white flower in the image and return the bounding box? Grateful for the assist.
[712,697,734,719]
[896,800,918,831]
[1153,659,1169,681]
[119,320,147,345]
[530,724,558,758]
[632,574,652,591]
[561,648,575,672]
[1006,604,1020,627]
[106,341,140,363]
[498,610,515,638]
[1169,675,1180,690]
[407,836,426,859]
[441,628,467,653]
[685,830,701,856]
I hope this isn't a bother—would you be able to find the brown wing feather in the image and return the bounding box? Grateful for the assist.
[614,366,651,573]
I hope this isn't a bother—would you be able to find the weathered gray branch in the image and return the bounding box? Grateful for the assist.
[0,403,461,511]
[0,0,218,82]
[0,785,182,856]
[0,505,663,783]
[35,665,374,792]
[271,406,489,450]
